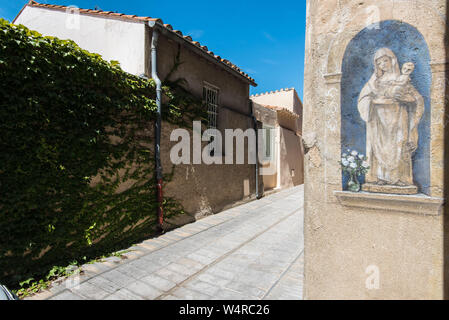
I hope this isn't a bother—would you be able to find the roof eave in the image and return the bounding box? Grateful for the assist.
[16,1,257,87]
[12,0,32,24]
[149,21,257,87]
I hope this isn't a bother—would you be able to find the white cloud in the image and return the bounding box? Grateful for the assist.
[263,32,276,42]
[187,29,204,39]
[260,58,279,65]
[244,68,257,74]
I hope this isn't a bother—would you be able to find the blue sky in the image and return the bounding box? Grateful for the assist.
[1,0,306,99]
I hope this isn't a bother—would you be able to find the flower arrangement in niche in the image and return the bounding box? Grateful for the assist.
[340,149,370,192]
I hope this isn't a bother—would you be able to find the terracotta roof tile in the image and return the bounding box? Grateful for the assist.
[134,16,150,21]
[263,105,282,111]
[24,1,256,85]
[250,88,295,97]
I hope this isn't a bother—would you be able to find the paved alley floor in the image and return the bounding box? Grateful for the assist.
[27,185,304,300]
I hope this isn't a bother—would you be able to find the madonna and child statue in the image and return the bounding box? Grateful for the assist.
[357,48,424,194]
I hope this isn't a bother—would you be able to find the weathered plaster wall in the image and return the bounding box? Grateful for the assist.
[253,102,278,127]
[152,30,257,219]
[153,31,251,116]
[277,112,299,133]
[15,6,147,76]
[160,120,257,223]
[303,0,447,299]
[280,128,304,188]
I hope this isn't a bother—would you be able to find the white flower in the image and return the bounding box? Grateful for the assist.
[362,161,369,168]
[342,159,349,167]
[358,154,364,159]
[350,162,357,169]
[347,156,355,163]
[342,153,347,157]
[351,150,358,156]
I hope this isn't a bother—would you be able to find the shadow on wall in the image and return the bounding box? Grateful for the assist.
[280,129,305,187]
[160,121,258,222]
[444,0,449,300]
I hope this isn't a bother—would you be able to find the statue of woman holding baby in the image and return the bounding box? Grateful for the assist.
[357,48,424,193]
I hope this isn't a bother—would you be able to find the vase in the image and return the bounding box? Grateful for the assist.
[347,172,361,192]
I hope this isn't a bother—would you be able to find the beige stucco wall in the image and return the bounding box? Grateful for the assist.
[251,89,300,114]
[280,128,304,188]
[161,120,257,223]
[251,89,303,134]
[252,102,304,191]
[303,0,448,299]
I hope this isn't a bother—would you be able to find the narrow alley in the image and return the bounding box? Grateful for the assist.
[27,186,304,300]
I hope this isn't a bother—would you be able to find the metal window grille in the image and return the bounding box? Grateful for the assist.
[203,85,218,129]
[203,84,219,155]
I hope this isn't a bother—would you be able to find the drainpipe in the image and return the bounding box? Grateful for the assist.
[250,100,262,199]
[149,23,164,231]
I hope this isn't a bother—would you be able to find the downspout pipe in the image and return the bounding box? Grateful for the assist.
[250,100,262,199]
[149,23,164,231]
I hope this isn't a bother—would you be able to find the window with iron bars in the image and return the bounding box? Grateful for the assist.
[203,83,219,156]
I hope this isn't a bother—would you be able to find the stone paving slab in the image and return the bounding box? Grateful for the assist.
[26,185,304,300]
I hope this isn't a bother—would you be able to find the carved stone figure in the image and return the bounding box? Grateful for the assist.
[357,48,424,194]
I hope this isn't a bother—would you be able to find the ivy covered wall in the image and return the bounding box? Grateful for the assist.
[0,19,204,288]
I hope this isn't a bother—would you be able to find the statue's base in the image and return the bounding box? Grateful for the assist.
[362,183,418,195]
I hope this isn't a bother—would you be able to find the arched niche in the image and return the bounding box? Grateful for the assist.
[326,1,447,75]
[340,20,431,194]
